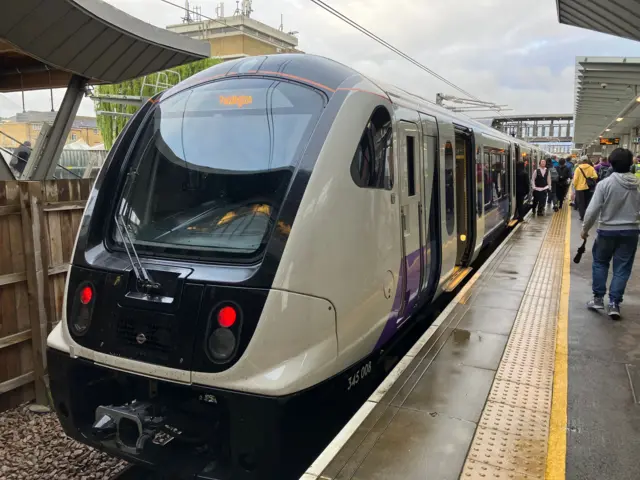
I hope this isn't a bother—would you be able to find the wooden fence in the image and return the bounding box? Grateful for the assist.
[0,179,92,411]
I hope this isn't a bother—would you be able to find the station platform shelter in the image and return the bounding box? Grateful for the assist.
[0,0,208,183]
[301,203,640,480]
[572,56,640,158]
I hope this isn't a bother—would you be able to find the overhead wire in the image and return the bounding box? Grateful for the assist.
[160,0,512,125]
[308,0,477,100]
[308,0,515,123]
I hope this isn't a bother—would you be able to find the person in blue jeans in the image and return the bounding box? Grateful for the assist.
[582,148,640,319]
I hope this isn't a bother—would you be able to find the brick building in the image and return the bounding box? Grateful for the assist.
[0,111,103,148]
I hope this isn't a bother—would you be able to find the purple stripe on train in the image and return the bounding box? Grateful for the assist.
[374,246,424,350]
[374,198,510,350]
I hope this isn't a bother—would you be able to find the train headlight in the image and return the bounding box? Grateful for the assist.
[70,283,95,336]
[206,304,241,362]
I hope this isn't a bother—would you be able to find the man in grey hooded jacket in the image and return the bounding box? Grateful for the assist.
[582,148,640,319]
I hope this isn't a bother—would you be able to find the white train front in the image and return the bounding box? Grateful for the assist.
[46,54,545,479]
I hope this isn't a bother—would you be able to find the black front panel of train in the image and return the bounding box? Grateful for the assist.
[67,64,366,372]
[67,266,269,372]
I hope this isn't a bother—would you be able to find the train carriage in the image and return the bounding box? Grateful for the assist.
[47,54,549,480]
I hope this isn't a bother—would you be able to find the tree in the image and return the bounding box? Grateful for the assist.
[95,58,221,149]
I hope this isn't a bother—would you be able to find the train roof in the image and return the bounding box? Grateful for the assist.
[164,53,549,156]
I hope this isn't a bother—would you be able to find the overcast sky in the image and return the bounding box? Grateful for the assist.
[2,0,639,119]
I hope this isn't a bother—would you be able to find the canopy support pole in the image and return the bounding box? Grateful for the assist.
[23,75,88,180]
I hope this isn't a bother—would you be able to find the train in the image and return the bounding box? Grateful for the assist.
[46,54,549,479]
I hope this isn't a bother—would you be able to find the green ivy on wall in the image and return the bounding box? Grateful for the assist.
[95,58,221,149]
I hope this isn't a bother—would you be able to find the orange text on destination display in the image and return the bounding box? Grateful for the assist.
[219,95,253,108]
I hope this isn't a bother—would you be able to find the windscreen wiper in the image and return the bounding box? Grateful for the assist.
[114,215,161,293]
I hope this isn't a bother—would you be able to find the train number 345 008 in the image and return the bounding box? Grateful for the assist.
[347,361,372,391]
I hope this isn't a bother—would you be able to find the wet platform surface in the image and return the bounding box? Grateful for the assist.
[303,208,563,480]
[302,203,640,480]
[566,204,640,480]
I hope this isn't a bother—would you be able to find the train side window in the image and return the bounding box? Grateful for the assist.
[444,141,455,235]
[483,152,492,208]
[491,152,503,200]
[500,153,507,199]
[476,147,483,217]
[350,107,394,190]
[407,136,416,197]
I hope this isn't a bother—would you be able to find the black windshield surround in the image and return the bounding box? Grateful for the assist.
[68,55,385,373]
[110,78,326,264]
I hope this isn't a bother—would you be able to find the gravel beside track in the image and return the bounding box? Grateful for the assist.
[0,403,128,479]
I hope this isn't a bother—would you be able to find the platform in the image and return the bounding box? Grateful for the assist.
[301,203,640,480]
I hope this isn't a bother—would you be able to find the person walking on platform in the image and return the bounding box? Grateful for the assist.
[631,155,640,179]
[556,158,571,209]
[548,160,560,211]
[582,148,640,319]
[573,156,598,221]
[10,140,31,176]
[515,160,529,220]
[566,156,574,175]
[531,158,551,216]
[595,154,612,181]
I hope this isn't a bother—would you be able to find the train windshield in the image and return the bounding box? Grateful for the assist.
[112,78,325,261]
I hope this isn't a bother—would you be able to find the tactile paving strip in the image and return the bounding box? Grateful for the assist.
[462,460,539,479]
[477,402,549,440]
[461,209,568,479]
[496,362,553,392]
[466,427,547,477]
[488,380,552,414]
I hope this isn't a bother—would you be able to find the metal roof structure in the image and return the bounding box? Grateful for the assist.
[0,0,209,92]
[0,0,209,182]
[556,0,640,42]
[573,57,640,148]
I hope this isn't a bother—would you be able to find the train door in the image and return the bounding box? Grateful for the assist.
[454,128,475,266]
[397,120,425,319]
[418,113,441,302]
[515,144,525,203]
[438,124,457,289]
[509,143,517,224]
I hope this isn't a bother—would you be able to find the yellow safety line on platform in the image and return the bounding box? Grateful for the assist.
[461,211,567,479]
[545,206,571,479]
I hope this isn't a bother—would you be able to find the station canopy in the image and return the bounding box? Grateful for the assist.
[573,57,640,149]
[0,0,210,92]
[556,0,640,43]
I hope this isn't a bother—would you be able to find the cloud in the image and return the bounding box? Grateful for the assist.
[3,0,639,119]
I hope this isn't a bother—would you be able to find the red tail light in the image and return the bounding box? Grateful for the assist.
[80,286,93,305]
[217,306,237,328]
[70,283,95,337]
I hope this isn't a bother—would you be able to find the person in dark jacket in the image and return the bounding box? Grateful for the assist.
[515,160,529,220]
[555,158,571,209]
[11,141,31,176]
[595,155,612,180]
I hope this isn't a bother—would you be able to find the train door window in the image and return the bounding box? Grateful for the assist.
[407,136,416,197]
[491,152,504,200]
[444,141,455,235]
[500,153,507,200]
[350,107,394,190]
[476,147,483,217]
[483,151,493,209]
